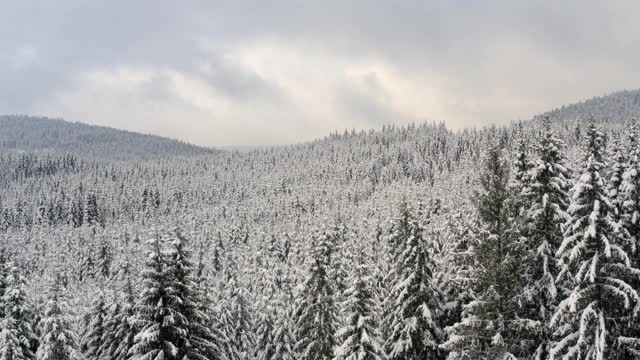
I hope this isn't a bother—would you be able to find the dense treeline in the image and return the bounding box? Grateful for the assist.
[2,110,640,359]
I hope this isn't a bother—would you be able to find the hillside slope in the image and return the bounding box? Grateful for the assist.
[532,88,640,124]
[0,115,217,160]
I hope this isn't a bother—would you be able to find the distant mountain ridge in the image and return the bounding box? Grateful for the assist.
[0,115,217,160]
[532,89,640,124]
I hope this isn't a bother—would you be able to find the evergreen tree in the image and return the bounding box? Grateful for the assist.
[0,248,9,319]
[335,252,384,360]
[439,208,479,332]
[443,141,531,360]
[521,117,571,359]
[98,291,123,360]
[620,121,640,356]
[608,138,627,222]
[36,277,79,360]
[0,324,24,360]
[83,292,107,360]
[622,121,640,260]
[216,273,254,360]
[165,228,224,360]
[255,300,277,360]
[295,232,339,360]
[512,124,535,214]
[550,124,640,359]
[270,296,297,360]
[384,203,444,360]
[100,275,136,360]
[0,264,37,360]
[129,236,184,360]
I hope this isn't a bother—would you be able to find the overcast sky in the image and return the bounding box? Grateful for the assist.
[2,1,640,146]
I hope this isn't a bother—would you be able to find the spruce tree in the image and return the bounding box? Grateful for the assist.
[255,300,277,360]
[100,275,136,360]
[270,295,297,360]
[129,236,184,360]
[521,116,571,359]
[443,140,531,360]
[608,138,627,222]
[0,264,37,360]
[218,274,254,360]
[0,248,9,319]
[621,121,640,356]
[512,124,535,214]
[294,231,339,360]
[98,291,123,360]
[335,252,384,360]
[165,228,224,360]
[0,324,24,360]
[36,277,79,360]
[550,124,640,359]
[84,292,107,360]
[384,203,444,360]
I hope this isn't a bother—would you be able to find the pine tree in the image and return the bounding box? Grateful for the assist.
[608,138,627,222]
[439,208,479,332]
[83,292,107,360]
[384,203,444,360]
[129,236,185,360]
[0,248,9,319]
[270,295,297,360]
[0,326,23,360]
[0,264,37,360]
[255,300,277,360]
[36,277,79,360]
[621,121,640,356]
[100,275,136,360]
[622,121,640,260]
[165,228,224,360]
[295,231,339,360]
[550,124,640,359]
[99,291,123,360]
[335,251,384,360]
[512,124,535,214]
[521,117,571,359]
[216,272,254,360]
[443,140,531,360]
[381,202,413,342]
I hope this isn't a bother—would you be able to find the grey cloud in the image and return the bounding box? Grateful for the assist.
[335,71,419,128]
[2,1,640,144]
[196,56,283,103]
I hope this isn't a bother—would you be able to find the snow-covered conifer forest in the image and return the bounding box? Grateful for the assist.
[3,90,640,360]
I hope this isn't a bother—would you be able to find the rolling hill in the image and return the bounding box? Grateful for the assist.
[0,115,217,160]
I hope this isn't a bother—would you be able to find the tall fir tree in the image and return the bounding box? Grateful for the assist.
[443,140,531,360]
[384,203,444,360]
[0,264,37,360]
[620,121,640,356]
[521,116,572,359]
[335,250,385,360]
[84,292,107,360]
[129,236,185,360]
[270,293,297,360]
[216,271,254,360]
[36,277,79,360]
[0,248,9,319]
[608,138,627,223]
[550,124,640,359]
[294,231,339,360]
[164,228,224,360]
[255,298,277,360]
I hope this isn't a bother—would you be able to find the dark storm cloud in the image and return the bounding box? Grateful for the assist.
[1,1,639,145]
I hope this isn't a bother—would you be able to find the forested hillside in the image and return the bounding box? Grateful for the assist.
[0,115,216,160]
[1,91,640,360]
